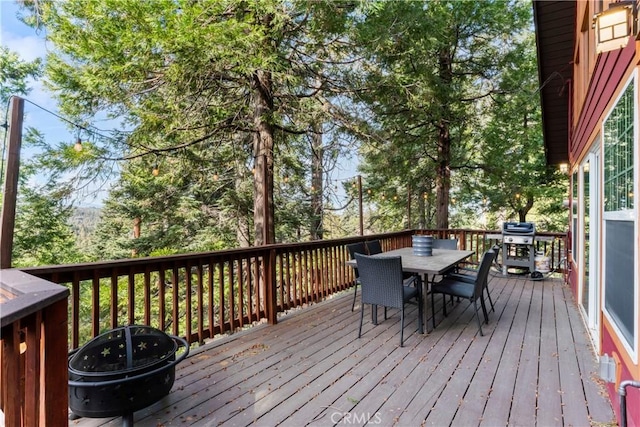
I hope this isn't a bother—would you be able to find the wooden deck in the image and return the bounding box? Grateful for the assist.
[71,273,614,427]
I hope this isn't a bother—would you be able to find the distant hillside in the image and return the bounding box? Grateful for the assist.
[69,206,102,248]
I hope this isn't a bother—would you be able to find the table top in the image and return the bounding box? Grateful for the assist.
[346,247,474,275]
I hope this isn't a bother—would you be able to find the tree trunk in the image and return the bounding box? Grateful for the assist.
[252,69,275,245]
[435,121,451,230]
[236,162,251,248]
[517,195,534,223]
[310,125,323,240]
[417,191,426,229]
[435,49,453,230]
[132,217,141,256]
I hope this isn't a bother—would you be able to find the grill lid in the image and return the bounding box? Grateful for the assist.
[503,222,535,235]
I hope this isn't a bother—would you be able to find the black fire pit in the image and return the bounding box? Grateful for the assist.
[68,325,189,426]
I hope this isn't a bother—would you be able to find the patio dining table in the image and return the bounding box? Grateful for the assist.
[346,247,475,327]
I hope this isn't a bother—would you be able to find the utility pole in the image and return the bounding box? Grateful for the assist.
[0,96,24,269]
[357,175,363,236]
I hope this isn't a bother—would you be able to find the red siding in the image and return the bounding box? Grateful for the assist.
[570,38,636,161]
[603,329,640,427]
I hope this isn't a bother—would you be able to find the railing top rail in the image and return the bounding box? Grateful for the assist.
[20,229,566,277]
[0,269,69,327]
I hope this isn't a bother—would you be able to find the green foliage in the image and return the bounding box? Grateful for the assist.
[456,30,569,230]
[0,46,83,267]
[0,46,42,104]
[18,0,363,251]
[12,186,83,266]
[11,130,86,266]
[352,0,563,232]
[8,0,570,267]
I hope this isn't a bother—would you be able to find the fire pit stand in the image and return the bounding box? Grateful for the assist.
[68,325,189,426]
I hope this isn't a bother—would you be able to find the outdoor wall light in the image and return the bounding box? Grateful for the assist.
[559,163,569,174]
[593,1,636,54]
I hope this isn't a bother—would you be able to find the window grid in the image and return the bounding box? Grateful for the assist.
[604,81,634,212]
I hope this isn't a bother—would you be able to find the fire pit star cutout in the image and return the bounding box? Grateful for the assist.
[138,341,147,350]
[101,347,111,357]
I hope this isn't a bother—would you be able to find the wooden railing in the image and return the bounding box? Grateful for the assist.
[18,229,567,351]
[0,269,69,426]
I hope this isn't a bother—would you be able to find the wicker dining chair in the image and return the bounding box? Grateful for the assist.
[431,249,495,336]
[346,242,368,311]
[365,240,383,255]
[354,253,423,347]
[432,238,458,250]
[444,248,497,313]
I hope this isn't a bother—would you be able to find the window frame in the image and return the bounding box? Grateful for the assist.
[602,71,638,361]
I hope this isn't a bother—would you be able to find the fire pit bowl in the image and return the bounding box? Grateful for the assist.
[68,325,189,424]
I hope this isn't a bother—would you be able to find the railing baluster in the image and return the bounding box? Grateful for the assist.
[128,270,135,325]
[92,272,100,338]
[207,260,214,339]
[159,268,166,332]
[217,261,225,334]
[185,262,192,343]
[251,256,258,322]
[144,267,151,326]
[172,266,179,337]
[23,311,41,427]
[236,258,243,329]
[229,260,236,332]
[2,323,21,425]
[110,271,118,329]
[72,274,80,349]
[197,263,204,344]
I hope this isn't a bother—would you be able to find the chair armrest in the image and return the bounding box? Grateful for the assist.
[443,273,475,284]
[403,274,419,287]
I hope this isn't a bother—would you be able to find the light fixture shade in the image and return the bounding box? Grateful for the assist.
[594,3,633,53]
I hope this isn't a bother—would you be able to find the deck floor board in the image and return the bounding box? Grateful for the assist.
[71,274,614,427]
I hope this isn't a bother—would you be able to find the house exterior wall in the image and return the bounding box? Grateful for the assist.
[568,2,640,425]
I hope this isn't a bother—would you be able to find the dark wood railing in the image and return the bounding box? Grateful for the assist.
[0,269,69,426]
[17,229,567,351]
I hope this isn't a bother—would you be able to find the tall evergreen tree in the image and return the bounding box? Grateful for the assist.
[20,0,359,249]
[353,0,532,229]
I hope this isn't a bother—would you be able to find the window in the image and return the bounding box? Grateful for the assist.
[603,77,637,352]
[572,171,579,260]
[604,81,634,212]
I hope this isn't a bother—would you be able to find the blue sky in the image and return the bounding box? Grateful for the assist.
[1,1,61,118]
[1,1,83,146]
[2,1,110,206]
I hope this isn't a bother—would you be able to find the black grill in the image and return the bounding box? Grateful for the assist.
[502,222,535,273]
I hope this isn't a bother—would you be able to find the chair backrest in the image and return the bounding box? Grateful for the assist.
[432,238,458,250]
[366,240,383,255]
[473,250,496,299]
[347,242,367,278]
[354,253,405,309]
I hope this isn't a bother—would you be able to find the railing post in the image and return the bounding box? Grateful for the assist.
[0,96,24,269]
[264,248,278,324]
[1,270,69,426]
[1,323,21,425]
[42,298,68,425]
